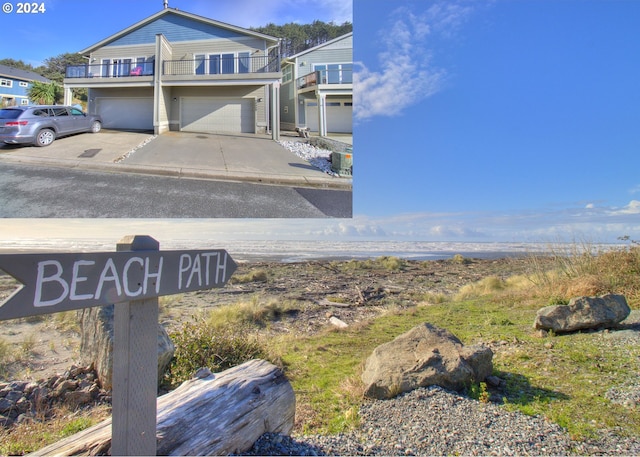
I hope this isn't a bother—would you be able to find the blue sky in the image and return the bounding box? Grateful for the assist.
[353,0,640,242]
[1,0,640,246]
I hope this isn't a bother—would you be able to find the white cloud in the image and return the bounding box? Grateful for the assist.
[611,200,640,215]
[354,2,474,121]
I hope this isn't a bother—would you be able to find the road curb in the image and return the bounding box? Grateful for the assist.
[0,155,352,190]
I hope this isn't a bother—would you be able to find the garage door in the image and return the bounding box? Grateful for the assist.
[181,98,254,134]
[305,100,352,133]
[96,97,154,131]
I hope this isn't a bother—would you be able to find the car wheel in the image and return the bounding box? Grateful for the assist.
[91,121,102,133]
[34,129,55,147]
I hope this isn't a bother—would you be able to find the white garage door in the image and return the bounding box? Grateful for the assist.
[181,98,254,134]
[96,97,154,131]
[305,100,352,133]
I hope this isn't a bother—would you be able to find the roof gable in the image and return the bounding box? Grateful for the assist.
[81,8,279,54]
[289,32,353,60]
[107,14,243,47]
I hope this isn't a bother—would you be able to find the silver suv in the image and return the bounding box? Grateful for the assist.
[0,105,102,147]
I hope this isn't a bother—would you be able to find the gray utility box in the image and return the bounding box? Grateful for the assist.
[330,149,353,176]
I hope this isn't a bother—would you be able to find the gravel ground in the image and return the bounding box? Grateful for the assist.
[246,385,640,456]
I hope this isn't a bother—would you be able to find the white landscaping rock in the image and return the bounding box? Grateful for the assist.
[278,140,337,176]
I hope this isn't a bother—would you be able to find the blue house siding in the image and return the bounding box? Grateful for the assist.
[0,64,50,106]
[106,15,244,47]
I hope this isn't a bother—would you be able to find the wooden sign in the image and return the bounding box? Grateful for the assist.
[0,249,237,321]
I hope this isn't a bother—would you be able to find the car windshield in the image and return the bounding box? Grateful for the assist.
[0,109,23,119]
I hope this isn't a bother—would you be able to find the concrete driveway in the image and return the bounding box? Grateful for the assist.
[0,130,351,189]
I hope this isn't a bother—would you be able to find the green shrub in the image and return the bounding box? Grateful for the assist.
[451,254,471,264]
[166,318,270,387]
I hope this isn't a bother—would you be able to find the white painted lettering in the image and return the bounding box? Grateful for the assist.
[34,260,69,307]
[201,252,218,286]
[216,252,228,284]
[95,258,123,299]
[144,257,163,295]
[186,254,202,288]
[123,257,144,297]
[178,254,192,290]
[70,260,95,301]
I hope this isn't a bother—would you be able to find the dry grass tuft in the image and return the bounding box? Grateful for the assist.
[564,274,610,297]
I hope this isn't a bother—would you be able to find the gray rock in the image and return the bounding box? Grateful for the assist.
[0,397,13,413]
[534,294,631,333]
[78,305,175,390]
[64,390,94,408]
[361,323,493,399]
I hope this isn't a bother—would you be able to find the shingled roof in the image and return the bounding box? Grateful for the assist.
[0,64,50,83]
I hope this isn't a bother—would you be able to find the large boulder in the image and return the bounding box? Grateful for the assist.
[534,294,630,333]
[78,305,175,390]
[361,323,493,399]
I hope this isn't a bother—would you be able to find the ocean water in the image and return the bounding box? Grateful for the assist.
[0,238,557,262]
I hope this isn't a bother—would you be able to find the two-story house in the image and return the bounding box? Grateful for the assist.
[280,32,352,137]
[63,6,282,139]
[0,64,51,107]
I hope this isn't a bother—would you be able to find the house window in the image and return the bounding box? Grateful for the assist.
[195,54,206,75]
[238,52,250,73]
[221,53,234,74]
[314,63,352,84]
[101,59,110,77]
[112,58,132,77]
[0,79,13,88]
[205,53,234,74]
[208,54,220,74]
[200,52,246,75]
[20,98,29,105]
[19,81,29,87]
[282,65,292,84]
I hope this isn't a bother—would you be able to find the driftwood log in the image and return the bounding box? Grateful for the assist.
[32,359,295,456]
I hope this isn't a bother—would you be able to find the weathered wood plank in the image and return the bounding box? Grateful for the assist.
[32,359,295,456]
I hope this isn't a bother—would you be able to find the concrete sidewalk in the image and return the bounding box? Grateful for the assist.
[0,130,352,190]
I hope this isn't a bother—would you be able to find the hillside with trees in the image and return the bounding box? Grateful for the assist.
[252,20,352,57]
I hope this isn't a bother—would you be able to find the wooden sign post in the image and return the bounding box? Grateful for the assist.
[112,235,160,456]
[0,235,237,456]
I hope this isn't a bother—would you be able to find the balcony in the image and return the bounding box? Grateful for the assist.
[163,55,280,76]
[65,62,155,79]
[297,68,353,91]
[65,55,280,84]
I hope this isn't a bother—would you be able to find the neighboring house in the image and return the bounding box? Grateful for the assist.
[0,64,51,107]
[63,6,282,138]
[280,32,352,136]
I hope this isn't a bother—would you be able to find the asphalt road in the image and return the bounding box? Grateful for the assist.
[0,163,352,218]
